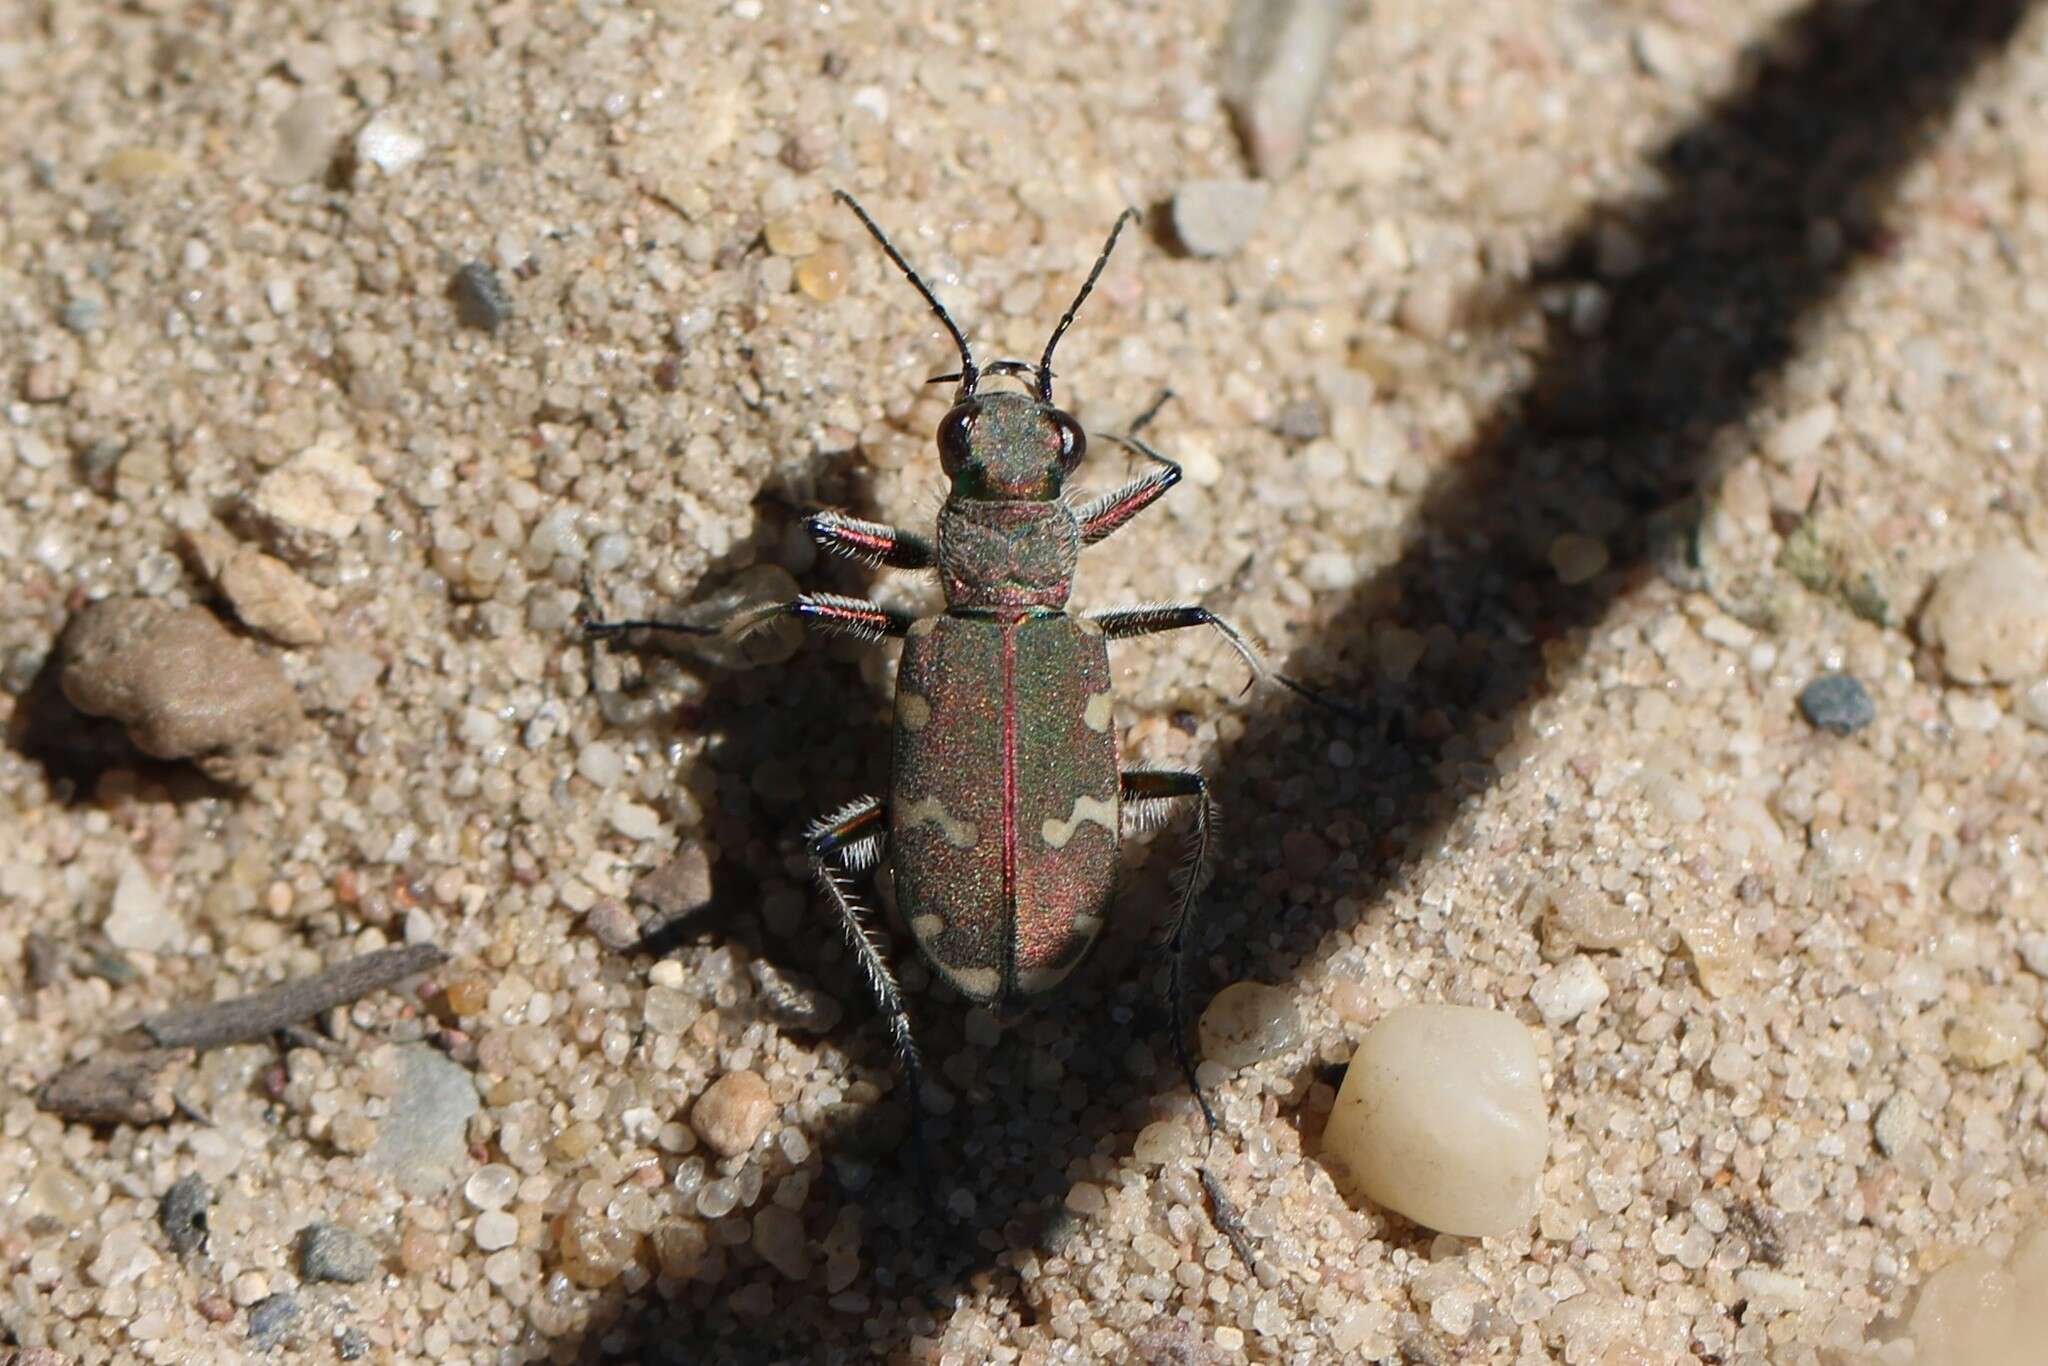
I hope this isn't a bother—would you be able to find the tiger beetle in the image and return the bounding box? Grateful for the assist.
[585,190,1331,1262]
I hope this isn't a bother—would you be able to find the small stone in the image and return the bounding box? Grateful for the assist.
[1197,981,1300,1068]
[1396,272,1457,341]
[1797,673,1875,736]
[185,532,326,647]
[1919,547,2048,684]
[1947,1002,2043,1069]
[632,846,713,919]
[1903,1249,2030,1366]
[1631,22,1689,81]
[752,1206,812,1280]
[1763,402,1837,464]
[1549,533,1609,585]
[583,900,640,952]
[252,438,383,552]
[1321,1005,1547,1237]
[297,1222,378,1283]
[61,296,105,334]
[691,1070,774,1157]
[795,243,851,302]
[1678,909,1752,998]
[465,1163,519,1211]
[270,93,340,184]
[355,115,425,174]
[100,146,188,184]
[576,740,623,787]
[643,984,698,1034]
[105,858,174,952]
[558,1212,638,1288]
[609,798,663,841]
[337,1328,371,1360]
[1170,178,1270,257]
[472,1209,518,1251]
[763,216,821,257]
[158,1174,211,1257]
[749,959,844,1034]
[247,1292,298,1347]
[87,1220,160,1287]
[1132,1120,1192,1166]
[1539,882,1641,952]
[367,1044,481,1195]
[1529,956,1609,1027]
[1873,1094,1919,1157]
[57,598,301,768]
[451,262,512,332]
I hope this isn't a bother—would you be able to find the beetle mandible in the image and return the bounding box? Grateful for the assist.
[586,192,1316,1240]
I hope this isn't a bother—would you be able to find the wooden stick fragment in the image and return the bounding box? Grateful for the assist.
[139,944,448,1051]
[38,1048,193,1124]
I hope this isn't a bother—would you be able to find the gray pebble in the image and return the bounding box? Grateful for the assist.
[1797,674,1874,736]
[297,1222,378,1283]
[247,1293,299,1347]
[451,262,511,332]
[367,1045,480,1196]
[1274,397,1326,442]
[336,1328,371,1361]
[158,1173,211,1257]
[1170,178,1270,258]
[61,297,104,334]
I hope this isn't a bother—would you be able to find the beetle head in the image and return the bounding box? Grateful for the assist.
[937,389,1086,501]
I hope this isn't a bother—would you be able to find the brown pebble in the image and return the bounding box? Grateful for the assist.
[197,1293,235,1323]
[398,1225,444,1274]
[690,1070,774,1157]
[185,530,326,646]
[442,975,490,1018]
[56,598,300,774]
[795,243,851,302]
[632,846,713,920]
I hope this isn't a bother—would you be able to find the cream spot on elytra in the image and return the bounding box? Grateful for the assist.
[1040,795,1117,849]
[1083,691,1113,732]
[901,795,980,848]
[899,692,931,731]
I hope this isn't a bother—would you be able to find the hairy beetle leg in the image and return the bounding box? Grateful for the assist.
[1092,602,1365,719]
[728,593,915,644]
[1120,767,1259,1275]
[807,510,936,570]
[804,797,938,1200]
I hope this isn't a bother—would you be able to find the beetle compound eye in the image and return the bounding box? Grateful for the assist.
[938,403,978,474]
[1052,412,1087,472]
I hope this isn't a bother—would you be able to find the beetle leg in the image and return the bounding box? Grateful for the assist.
[1120,767,1259,1272]
[726,593,916,644]
[804,797,932,1177]
[1091,602,1365,716]
[807,510,936,570]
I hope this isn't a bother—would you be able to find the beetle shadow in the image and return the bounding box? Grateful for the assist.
[570,0,2033,1356]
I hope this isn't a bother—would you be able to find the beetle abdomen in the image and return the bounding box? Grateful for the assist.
[890,612,1119,1003]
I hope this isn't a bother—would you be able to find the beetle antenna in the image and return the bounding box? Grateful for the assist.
[834,189,979,397]
[1038,207,1138,405]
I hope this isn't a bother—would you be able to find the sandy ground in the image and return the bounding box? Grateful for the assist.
[5,0,2048,1362]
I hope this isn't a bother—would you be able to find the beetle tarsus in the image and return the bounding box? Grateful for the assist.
[806,796,932,1186]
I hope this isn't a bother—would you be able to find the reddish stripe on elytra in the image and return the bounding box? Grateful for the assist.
[999,619,1018,990]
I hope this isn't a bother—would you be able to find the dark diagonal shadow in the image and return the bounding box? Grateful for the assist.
[576,1,2032,1358]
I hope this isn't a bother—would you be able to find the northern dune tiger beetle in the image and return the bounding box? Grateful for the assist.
[586,191,1331,1259]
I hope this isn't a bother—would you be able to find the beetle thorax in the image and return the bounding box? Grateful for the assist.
[936,497,1080,611]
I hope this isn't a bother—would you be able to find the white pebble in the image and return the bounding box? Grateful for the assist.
[356,116,426,174]
[1322,1005,1547,1237]
[1918,547,2048,685]
[466,1164,518,1210]
[1764,402,1837,464]
[105,860,174,952]
[1529,956,1608,1027]
[473,1210,519,1251]
[577,741,623,787]
[1170,179,1270,258]
[609,799,663,841]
